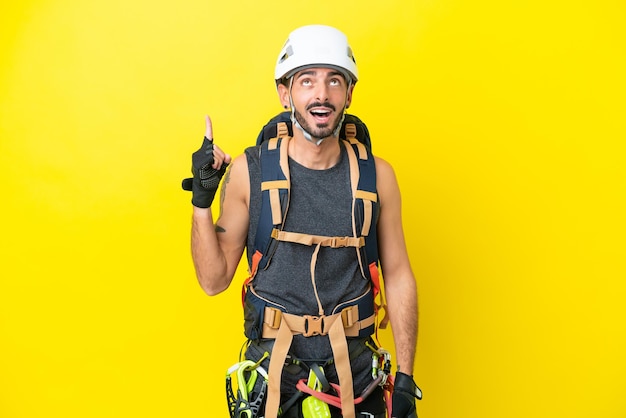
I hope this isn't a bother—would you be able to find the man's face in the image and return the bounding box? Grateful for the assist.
[284,68,353,140]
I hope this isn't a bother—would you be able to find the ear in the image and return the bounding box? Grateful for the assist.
[345,83,355,109]
[277,83,290,109]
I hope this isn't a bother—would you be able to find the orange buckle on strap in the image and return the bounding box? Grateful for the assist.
[265,307,282,329]
[341,305,356,328]
[303,315,325,337]
[330,237,347,248]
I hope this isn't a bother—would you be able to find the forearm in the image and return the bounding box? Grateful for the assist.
[191,206,231,295]
[385,274,418,374]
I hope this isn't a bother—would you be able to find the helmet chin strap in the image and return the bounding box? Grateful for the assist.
[288,78,351,146]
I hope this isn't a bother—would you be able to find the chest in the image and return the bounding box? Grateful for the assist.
[283,156,353,236]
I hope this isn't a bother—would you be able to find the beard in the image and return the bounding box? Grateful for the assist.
[293,103,343,140]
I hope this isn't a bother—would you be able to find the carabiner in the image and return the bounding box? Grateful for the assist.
[226,360,269,418]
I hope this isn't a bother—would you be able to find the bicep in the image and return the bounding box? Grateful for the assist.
[375,158,412,280]
[215,155,250,277]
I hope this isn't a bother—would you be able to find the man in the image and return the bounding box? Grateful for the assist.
[187,25,420,418]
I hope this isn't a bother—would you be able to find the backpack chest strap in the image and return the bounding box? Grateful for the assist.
[271,228,365,248]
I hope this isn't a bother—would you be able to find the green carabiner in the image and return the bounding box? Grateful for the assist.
[238,360,259,398]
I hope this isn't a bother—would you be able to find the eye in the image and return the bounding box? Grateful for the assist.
[329,78,342,87]
[301,78,313,87]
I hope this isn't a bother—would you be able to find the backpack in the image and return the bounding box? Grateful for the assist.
[241,111,389,418]
[244,111,384,311]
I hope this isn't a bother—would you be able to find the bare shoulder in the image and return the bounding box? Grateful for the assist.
[215,152,251,241]
[374,156,395,179]
[229,153,250,175]
[228,153,250,180]
[222,153,250,206]
[374,156,400,206]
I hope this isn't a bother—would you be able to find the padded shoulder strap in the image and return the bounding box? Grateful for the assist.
[341,131,387,329]
[341,129,379,280]
[248,136,291,271]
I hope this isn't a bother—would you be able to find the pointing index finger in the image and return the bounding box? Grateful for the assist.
[204,115,213,141]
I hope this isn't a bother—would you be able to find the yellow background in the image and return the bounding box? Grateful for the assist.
[1,0,625,417]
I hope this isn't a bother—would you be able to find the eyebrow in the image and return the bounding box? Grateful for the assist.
[295,70,345,80]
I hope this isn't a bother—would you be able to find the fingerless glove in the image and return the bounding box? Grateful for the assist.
[183,136,228,208]
[391,372,422,418]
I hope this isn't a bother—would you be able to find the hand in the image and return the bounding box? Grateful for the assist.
[184,115,232,208]
[391,372,422,418]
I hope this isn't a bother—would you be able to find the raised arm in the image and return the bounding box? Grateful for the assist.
[190,116,250,295]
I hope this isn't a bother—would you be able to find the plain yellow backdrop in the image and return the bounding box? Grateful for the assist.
[1,0,625,417]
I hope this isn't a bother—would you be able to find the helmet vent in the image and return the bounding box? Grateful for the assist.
[279,45,294,64]
[347,47,356,64]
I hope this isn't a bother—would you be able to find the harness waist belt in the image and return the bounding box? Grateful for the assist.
[262,306,376,339]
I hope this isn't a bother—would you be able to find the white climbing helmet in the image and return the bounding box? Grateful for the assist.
[274,25,358,84]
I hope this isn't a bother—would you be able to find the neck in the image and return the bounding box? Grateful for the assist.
[288,132,341,170]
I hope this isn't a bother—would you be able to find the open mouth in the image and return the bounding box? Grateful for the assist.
[309,108,333,123]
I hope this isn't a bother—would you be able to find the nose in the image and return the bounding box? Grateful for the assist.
[315,83,330,103]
